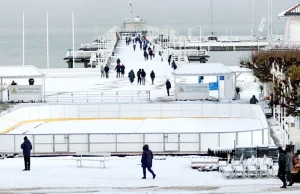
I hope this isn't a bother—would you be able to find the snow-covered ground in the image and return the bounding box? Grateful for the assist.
[8,118,263,134]
[0,156,296,194]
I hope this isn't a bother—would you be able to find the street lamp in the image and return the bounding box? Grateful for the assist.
[198,25,202,47]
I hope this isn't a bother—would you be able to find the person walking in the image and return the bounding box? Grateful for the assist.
[121,64,125,78]
[137,69,141,85]
[171,60,177,70]
[149,49,153,60]
[141,144,156,179]
[115,64,121,78]
[150,70,155,85]
[141,69,146,85]
[286,147,294,186]
[104,64,110,79]
[161,51,164,62]
[100,65,105,78]
[133,44,136,52]
[250,95,258,104]
[168,55,172,65]
[144,51,148,61]
[128,69,135,84]
[166,79,171,96]
[21,136,32,171]
[278,146,287,188]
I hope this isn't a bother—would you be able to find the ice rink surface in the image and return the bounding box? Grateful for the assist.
[9,118,263,134]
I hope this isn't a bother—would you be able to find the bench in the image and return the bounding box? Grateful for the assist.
[75,152,111,168]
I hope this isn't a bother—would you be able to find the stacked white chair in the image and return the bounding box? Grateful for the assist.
[222,164,235,179]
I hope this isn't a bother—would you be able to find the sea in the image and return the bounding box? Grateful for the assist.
[0,0,298,68]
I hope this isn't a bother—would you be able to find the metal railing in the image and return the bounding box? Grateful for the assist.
[0,129,270,155]
[44,90,151,103]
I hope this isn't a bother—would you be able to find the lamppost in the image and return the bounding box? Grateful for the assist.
[198,25,202,49]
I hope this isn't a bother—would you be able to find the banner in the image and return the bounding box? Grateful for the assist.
[176,83,209,100]
[8,85,42,101]
[258,17,266,32]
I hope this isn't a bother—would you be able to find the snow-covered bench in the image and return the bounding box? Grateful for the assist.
[75,152,111,168]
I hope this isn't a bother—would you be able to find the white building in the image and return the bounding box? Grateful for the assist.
[278,3,300,45]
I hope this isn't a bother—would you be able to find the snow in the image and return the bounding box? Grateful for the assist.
[0,156,292,194]
[8,118,264,134]
[0,65,44,78]
[173,63,233,76]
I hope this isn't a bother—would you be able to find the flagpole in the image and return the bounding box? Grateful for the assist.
[72,12,75,68]
[23,12,25,66]
[46,12,49,68]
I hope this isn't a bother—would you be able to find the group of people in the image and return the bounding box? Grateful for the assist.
[128,69,155,85]
[277,146,299,188]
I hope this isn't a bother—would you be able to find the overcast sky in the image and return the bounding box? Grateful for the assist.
[0,0,298,34]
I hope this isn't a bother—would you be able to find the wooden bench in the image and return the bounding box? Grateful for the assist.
[75,152,111,168]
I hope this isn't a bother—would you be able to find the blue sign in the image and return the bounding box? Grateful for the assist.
[220,76,224,80]
[209,82,218,90]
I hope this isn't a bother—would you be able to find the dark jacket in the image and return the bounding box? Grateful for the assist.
[137,70,141,78]
[116,58,121,64]
[144,51,148,57]
[166,80,171,89]
[128,70,135,82]
[115,64,121,72]
[104,65,109,73]
[141,71,146,78]
[278,149,286,172]
[168,55,172,62]
[121,65,125,74]
[250,96,258,104]
[141,144,153,168]
[21,139,32,157]
[150,71,155,79]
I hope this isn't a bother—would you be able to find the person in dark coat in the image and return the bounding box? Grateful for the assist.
[141,69,146,85]
[278,146,287,188]
[128,69,135,84]
[168,55,172,65]
[250,95,258,104]
[115,64,121,78]
[171,60,177,70]
[21,136,32,171]
[137,69,141,85]
[133,44,136,51]
[141,144,156,179]
[150,70,155,85]
[149,49,153,60]
[11,80,17,85]
[120,64,125,78]
[28,78,34,85]
[166,79,171,96]
[144,51,148,61]
[285,147,294,186]
[104,64,110,78]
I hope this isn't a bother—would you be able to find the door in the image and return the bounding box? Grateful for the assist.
[164,134,179,151]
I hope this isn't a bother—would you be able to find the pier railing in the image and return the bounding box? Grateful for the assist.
[44,90,151,103]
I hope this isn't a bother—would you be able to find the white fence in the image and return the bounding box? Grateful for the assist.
[44,90,151,103]
[0,103,270,154]
[0,130,270,155]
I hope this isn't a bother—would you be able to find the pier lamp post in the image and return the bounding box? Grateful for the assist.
[198,25,202,47]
